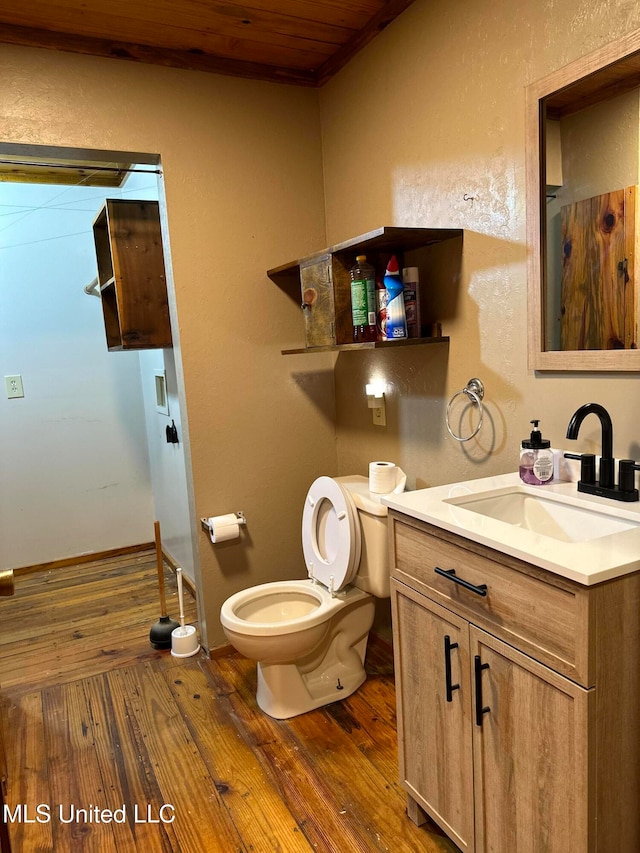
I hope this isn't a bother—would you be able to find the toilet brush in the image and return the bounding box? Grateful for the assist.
[149,521,179,649]
[171,567,200,657]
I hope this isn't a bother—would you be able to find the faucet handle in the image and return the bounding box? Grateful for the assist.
[564,452,596,485]
[618,459,640,494]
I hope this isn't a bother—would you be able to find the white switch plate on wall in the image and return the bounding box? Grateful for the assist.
[5,375,24,399]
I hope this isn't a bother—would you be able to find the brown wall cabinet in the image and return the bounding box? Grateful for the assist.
[267,226,462,354]
[389,510,640,852]
[93,199,172,351]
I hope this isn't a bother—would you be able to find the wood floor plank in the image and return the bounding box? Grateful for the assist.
[83,671,176,853]
[12,554,159,595]
[3,691,53,852]
[5,576,163,613]
[19,560,160,590]
[14,544,154,577]
[289,705,458,852]
[108,661,244,852]
[0,636,185,692]
[6,570,177,617]
[218,654,459,853]
[167,662,313,852]
[15,548,153,577]
[326,677,403,783]
[324,690,404,799]
[0,554,196,694]
[41,682,117,851]
[0,615,173,661]
[205,655,378,853]
[0,551,462,853]
[64,679,122,852]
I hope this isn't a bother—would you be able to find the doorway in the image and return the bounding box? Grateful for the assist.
[0,144,199,595]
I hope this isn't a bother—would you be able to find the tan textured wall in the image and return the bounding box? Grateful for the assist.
[320,0,640,492]
[0,46,336,647]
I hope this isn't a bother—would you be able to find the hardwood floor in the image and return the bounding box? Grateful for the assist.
[0,551,459,852]
[0,549,198,692]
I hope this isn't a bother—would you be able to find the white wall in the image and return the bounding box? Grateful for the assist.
[139,347,195,581]
[110,167,196,582]
[0,169,159,569]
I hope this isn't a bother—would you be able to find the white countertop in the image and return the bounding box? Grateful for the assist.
[381,472,640,586]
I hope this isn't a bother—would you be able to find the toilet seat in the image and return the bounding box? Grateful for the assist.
[301,476,361,592]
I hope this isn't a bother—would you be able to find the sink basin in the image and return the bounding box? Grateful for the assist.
[382,473,640,585]
[444,488,640,543]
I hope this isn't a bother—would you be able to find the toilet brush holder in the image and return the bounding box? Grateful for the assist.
[171,624,200,657]
[171,567,200,658]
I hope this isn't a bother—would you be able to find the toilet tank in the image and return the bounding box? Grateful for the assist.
[335,475,391,598]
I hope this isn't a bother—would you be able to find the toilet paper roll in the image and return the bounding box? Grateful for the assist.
[207,514,241,543]
[369,461,407,495]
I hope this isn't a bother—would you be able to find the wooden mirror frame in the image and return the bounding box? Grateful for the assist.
[526,29,640,371]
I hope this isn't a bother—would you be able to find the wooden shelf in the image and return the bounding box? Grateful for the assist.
[268,226,462,353]
[93,199,172,351]
[282,334,449,355]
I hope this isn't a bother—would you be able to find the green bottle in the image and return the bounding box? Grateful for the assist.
[350,255,376,342]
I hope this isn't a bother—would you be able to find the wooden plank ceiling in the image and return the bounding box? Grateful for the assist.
[0,0,417,87]
[0,156,135,186]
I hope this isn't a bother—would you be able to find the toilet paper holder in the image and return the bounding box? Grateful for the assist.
[200,512,246,535]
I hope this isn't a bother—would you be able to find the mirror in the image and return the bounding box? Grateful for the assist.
[526,30,640,370]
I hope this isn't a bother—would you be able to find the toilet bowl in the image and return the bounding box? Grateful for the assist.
[220,475,390,719]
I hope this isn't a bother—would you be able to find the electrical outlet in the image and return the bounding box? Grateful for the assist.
[5,375,24,399]
[372,402,386,427]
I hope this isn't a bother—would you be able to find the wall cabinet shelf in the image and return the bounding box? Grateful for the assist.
[93,199,172,351]
[389,510,640,852]
[268,226,462,354]
[281,333,448,356]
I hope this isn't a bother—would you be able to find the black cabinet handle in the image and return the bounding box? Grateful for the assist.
[444,635,460,702]
[434,567,488,597]
[474,655,490,726]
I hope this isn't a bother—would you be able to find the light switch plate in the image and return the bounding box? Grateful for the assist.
[5,375,24,399]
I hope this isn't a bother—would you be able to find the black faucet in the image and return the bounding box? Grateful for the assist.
[566,403,614,487]
[565,403,639,501]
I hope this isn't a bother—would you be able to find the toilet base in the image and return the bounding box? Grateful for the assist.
[256,634,369,719]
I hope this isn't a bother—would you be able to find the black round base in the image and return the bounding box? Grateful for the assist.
[149,615,180,649]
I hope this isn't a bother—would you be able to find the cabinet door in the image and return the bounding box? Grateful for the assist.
[300,255,336,347]
[392,580,475,852]
[470,626,592,853]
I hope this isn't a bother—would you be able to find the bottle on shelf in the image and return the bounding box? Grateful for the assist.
[350,255,377,342]
[402,266,421,338]
[381,255,407,340]
[375,262,388,341]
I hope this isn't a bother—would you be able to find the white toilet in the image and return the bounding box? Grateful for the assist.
[220,474,390,719]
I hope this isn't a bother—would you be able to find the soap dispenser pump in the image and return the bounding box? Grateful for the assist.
[519,419,554,485]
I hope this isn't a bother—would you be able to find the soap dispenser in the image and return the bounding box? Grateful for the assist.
[519,420,554,485]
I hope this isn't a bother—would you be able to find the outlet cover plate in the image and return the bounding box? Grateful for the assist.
[5,375,24,399]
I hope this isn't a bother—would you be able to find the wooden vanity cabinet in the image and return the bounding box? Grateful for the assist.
[389,510,640,853]
[93,199,172,350]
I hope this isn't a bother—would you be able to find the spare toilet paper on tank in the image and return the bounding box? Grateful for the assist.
[369,461,407,494]
[207,514,240,543]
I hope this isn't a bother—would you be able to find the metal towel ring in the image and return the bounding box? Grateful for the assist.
[446,378,485,442]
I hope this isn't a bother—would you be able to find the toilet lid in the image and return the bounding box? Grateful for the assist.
[301,476,361,592]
